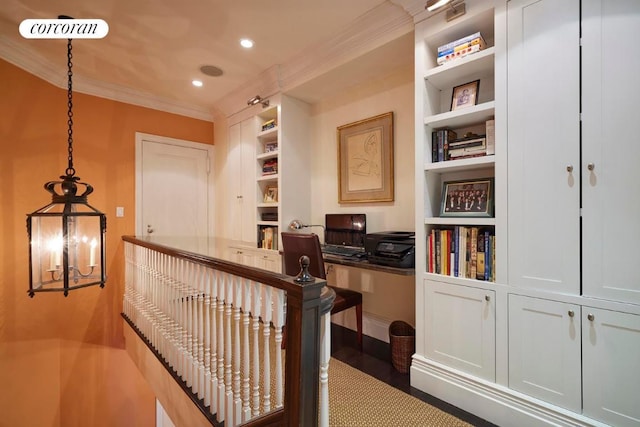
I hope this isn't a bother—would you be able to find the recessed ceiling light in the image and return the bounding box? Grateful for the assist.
[240,38,254,49]
[192,80,203,87]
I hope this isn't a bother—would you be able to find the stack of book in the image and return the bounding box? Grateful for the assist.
[431,128,458,162]
[262,159,278,175]
[426,226,495,282]
[448,135,487,160]
[434,119,495,162]
[261,119,276,131]
[437,32,486,65]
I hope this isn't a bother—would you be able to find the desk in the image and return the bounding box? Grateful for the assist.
[322,254,415,276]
[322,255,415,342]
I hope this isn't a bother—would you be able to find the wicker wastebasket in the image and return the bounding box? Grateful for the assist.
[389,320,415,374]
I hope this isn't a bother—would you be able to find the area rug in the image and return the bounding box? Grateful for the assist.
[328,358,472,427]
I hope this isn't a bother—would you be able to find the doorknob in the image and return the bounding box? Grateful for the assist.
[147,224,154,234]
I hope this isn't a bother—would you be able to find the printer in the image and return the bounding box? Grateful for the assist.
[365,231,415,268]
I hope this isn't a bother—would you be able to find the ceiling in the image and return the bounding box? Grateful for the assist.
[0,0,421,119]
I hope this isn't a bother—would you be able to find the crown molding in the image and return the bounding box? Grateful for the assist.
[0,35,213,122]
[278,1,413,93]
[214,2,414,118]
[2,1,416,122]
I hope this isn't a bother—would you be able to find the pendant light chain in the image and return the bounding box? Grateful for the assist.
[66,38,75,177]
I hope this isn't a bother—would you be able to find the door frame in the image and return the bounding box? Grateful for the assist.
[135,132,216,236]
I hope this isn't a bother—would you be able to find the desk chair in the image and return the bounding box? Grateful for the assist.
[281,232,363,349]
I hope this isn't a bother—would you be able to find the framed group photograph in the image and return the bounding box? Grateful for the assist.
[451,79,480,111]
[440,177,494,217]
[263,186,278,203]
[337,111,394,203]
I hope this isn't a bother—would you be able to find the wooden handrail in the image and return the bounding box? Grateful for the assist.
[121,236,333,427]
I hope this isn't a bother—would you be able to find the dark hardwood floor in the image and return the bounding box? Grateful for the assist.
[330,324,497,427]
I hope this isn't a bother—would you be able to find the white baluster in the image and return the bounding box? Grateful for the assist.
[272,288,285,409]
[216,271,226,423]
[319,312,331,427]
[261,284,273,413]
[224,273,235,426]
[232,276,242,424]
[210,269,219,416]
[251,280,262,417]
[241,278,252,422]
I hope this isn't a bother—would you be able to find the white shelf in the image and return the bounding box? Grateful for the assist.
[423,272,496,287]
[257,221,278,226]
[257,202,278,208]
[257,174,278,182]
[425,101,495,129]
[425,217,495,226]
[425,47,495,91]
[257,126,278,140]
[257,151,278,160]
[425,155,495,173]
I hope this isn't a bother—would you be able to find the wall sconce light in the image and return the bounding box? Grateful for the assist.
[425,0,466,21]
[247,95,270,108]
[26,29,107,297]
[288,219,325,231]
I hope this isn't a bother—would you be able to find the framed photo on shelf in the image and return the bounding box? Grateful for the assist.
[440,177,494,217]
[263,186,278,203]
[451,79,480,111]
[337,111,394,203]
[265,142,278,153]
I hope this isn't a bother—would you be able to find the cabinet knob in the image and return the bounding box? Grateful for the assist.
[146,225,154,234]
[485,295,490,302]
[587,163,595,171]
[237,195,243,199]
[236,250,243,254]
[587,313,595,321]
[568,310,574,317]
[566,165,573,172]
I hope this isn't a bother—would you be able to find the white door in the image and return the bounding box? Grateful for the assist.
[508,295,581,412]
[582,308,640,426]
[506,0,581,294]
[581,0,640,305]
[136,133,214,238]
[424,280,495,381]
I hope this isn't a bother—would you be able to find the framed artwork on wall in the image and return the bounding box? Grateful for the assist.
[337,111,394,203]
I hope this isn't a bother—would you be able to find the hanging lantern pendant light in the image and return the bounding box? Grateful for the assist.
[26,34,107,297]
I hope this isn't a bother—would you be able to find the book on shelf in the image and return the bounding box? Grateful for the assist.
[258,226,277,250]
[485,119,495,156]
[431,129,457,162]
[426,226,495,281]
[437,32,487,65]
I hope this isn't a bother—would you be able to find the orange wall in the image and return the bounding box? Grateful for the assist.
[0,59,214,426]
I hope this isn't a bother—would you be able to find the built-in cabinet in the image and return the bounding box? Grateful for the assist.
[424,280,495,381]
[224,94,312,273]
[411,1,640,426]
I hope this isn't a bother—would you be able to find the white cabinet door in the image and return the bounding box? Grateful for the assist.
[228,123,242,241]
[582,308,640,426]
[506,0,580,294]
[228,119,256,244]
[508,295,581,412]
[581,0,640,305]
[240,118,257,243]
[254,252,281,274]
[424,280,495,381]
